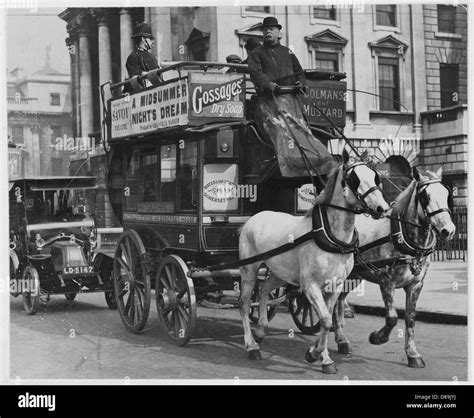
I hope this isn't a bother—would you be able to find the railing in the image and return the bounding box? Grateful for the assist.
[421,104,466,125]
[432,206,467,262]
[7,97,38,105]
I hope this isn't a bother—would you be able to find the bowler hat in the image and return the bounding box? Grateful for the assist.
[131,22,154,39]
[262,16,282,30]
[244,38,260,51]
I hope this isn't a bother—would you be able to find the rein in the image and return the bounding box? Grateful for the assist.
[352,178,451,275]
[206,203,357,272]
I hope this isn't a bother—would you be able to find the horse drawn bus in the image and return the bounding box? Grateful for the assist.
[97,60,454,373]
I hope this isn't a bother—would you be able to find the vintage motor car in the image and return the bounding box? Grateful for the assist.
[9,176,117,314]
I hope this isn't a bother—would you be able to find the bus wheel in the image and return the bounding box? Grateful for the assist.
[156,255,197,347]
[113,230,151,333]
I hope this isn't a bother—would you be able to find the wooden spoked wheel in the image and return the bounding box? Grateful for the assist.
[249,283,284,325]
[113,230,151,333]
[22,264,40,315]
[288,291,320,335]
[155,255,197,347]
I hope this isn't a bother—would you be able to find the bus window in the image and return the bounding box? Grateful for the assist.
[178,142,198,210]
[125,149,139,210]
[160,145,176,203]
[142,153,158,202]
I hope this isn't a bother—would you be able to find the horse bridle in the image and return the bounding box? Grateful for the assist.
[343,162,382,209]
[416,179,452,219]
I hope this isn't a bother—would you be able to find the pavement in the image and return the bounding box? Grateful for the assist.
[347,261,468,324]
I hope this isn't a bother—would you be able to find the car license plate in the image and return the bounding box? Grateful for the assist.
[63,266,94,275]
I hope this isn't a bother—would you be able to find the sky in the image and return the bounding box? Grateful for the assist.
[6,7,70,76]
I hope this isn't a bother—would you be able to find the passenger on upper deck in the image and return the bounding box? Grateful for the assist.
[248,17,305,95]
[125,22,163,90]
[241,38,260,65]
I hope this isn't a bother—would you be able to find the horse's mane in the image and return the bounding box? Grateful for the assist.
[304,165,341,218]
[393,180,417,215]
[393,170,439,215]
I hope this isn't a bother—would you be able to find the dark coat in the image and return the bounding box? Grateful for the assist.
[126,48,159,77]
[124,49,162,93]
[248,43,305,93]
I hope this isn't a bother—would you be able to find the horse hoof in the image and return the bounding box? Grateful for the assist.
[344,309,355,319]
[338,342,352,355]
[248,349,262,361]
[305,349,318,364]
[369,331,385,345]
[408,356,426,368]
[252,331,264,344]
[322,363,338,374]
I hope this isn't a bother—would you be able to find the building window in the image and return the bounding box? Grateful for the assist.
[50,93,60,106]
[437,5,456,34]
[440,64,459,108]
[376,5,397,27]
[312,6,336,20]
[11,125,24,145]
[244,6,271,14]
[186,28,210,62]
[378,57,400,111]
[305,30,348,72]
[51,125,62,144]
[315,52,339,71]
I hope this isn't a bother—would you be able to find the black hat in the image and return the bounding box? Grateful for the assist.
[226,54,242,64]
[262,16,282,30]
[132,22,154,39]
[244,38,260,51]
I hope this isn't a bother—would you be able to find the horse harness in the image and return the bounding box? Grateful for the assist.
[206,163,376,272]
[352,178,451,276]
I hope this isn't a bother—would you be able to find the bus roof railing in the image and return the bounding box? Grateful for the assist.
[109,61,249,91]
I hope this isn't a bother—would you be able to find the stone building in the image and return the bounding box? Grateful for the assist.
[59,5,467,207]
[419,4,468,207]
[7,56,74,179]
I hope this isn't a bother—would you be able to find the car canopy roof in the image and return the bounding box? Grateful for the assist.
[9,176,97,191]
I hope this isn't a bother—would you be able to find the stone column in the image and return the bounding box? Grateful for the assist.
[77,16,94,139]
[30,126,41,177]
[66,22,80,139]
[120,8,134,80]
[350,8,372,136]
[410,4,427,135]
[96,10,113,128]
[151,8,172,63]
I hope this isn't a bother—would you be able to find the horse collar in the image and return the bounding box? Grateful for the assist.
[390,204,436,257]
[312,205,359,254]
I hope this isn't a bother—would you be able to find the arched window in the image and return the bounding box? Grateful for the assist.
[381,155,412,202]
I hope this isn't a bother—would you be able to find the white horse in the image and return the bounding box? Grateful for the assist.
[238,150,390,374]
[333,167,456,367]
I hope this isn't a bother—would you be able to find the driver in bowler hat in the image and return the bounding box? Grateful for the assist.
[248,16,305,95]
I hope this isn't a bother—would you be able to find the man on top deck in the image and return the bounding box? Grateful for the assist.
[125,22,162,90]
[248,17,306,95]
[247,16,337,179]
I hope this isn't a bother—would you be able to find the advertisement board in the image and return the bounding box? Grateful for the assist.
[188,72,245,123]
[110,78,189,139]
[301,80,346,127]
